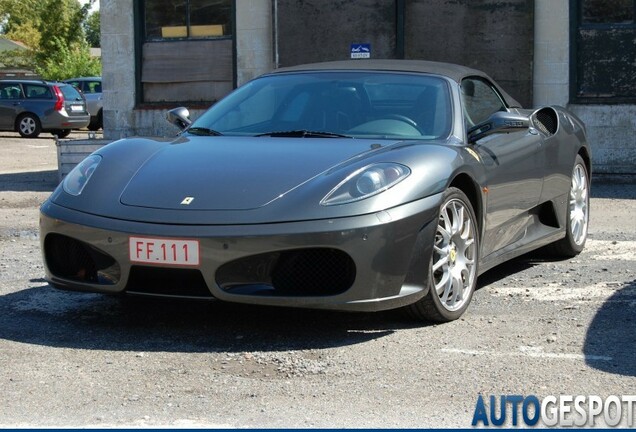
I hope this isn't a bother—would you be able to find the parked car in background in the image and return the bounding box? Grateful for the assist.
[0,79,90,138]
[64,77,102,131]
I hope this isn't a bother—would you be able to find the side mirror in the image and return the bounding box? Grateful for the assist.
[166,107,192,130]
[468,111,529,143]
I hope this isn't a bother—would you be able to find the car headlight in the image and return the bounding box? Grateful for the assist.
[321,163,411,206]
[63,154,102,196]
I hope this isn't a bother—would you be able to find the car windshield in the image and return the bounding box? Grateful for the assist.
[191,71,452,140]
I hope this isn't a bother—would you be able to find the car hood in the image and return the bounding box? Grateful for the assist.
[119,136,394,211]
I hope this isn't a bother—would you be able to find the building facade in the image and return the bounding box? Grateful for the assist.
[101,0,636,174]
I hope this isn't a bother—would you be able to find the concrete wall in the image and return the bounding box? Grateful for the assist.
[407,0,534,108]
[236,0,274,86]
[533,0,569,107]
[101,0,137,139]
[569,105,636,174]
[534,0,636,175]
[102,0,274,139]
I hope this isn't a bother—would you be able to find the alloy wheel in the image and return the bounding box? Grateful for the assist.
[569,163,589,246]
[19,117,36,136]
[432,198,477,312]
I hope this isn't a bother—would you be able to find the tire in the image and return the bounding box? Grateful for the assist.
[88,110,102,131]
[546,155,590,257]
[405,187,479,322]
[51,129,71,138]
[16,113,41,138]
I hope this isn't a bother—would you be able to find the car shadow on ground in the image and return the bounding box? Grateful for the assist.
[583,279,636,377]
[0,283,427,353]
[0,170,58,192]
[476,249,565,289]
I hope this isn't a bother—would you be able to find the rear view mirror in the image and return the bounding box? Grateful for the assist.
[468,111,529,143]
[166,107,192,130]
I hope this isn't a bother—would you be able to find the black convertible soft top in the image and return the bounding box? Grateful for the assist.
[270,59,522,108]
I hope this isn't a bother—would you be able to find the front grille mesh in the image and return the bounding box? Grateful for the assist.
[272,249,355,295]
[216,248,356,296]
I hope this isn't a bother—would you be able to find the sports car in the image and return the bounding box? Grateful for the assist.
[40,60,591,322]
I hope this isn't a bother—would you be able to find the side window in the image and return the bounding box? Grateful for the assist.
[24,85,52,99]
[461,78,506,128]
[88,81,102,93]
[0,83,23,99]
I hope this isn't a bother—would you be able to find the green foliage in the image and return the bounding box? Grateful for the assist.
[35,38,100,81]
[0,47,35,69]
[0,0,100,77]
[4,21,40,49]
[0,0,44,36]
[84,11,100,48]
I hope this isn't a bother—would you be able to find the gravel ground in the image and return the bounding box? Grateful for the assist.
[0,132,634,428]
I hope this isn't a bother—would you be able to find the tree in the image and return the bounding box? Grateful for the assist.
[34,0,100,80]
[0,0,40,70]
[0,0,100,79]
[84,11,100,48]
[0,0,44,42]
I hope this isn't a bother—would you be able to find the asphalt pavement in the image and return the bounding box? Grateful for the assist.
[0,132,634,427]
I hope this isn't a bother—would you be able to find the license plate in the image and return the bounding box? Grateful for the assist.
[129,236,200,267]
[70,105,84,112]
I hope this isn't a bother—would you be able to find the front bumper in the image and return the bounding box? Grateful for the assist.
[40,194,441,312]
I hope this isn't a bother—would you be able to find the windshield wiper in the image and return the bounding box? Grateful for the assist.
[187,127,223,136]
[255,130,351,138]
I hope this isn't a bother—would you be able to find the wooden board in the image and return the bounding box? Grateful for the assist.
[142,39,233,83]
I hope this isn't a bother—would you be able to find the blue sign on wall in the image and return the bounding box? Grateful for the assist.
[350,44,371,59]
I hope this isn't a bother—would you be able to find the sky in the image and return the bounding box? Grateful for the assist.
[79,0,100,12]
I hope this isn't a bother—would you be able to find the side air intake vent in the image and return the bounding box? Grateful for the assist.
[533,108,558,136]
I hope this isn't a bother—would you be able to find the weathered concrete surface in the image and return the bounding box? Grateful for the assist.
[569,105,636,175]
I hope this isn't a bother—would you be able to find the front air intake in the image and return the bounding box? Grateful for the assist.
[216,248,356,297]
[44,233,120,285]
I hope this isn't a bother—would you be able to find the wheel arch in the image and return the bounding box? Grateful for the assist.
[449,173,483,233]
[577,146,592,180]
[14,111,39,128]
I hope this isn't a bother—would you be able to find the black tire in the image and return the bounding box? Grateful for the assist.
[51,129,72,138]
[16,113,41,138]
[405,187,480,322]
[88,109,102,131]
[546,155,590,257]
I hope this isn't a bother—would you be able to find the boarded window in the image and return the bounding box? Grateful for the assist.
[572,0,636,103]
[143,0,233,40]
[138,0,234,104]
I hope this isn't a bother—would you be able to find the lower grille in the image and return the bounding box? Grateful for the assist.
[126,266,212,298]
[216,248,356,297]
[44,233,120,285]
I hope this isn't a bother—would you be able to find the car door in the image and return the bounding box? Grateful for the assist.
[0,82,24,130]
[461,77,544,258]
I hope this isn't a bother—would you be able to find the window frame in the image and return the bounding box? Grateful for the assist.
[133,0,237,107]
[460,77,508,129]
[140,0,234,42]
[569,0,636,104]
